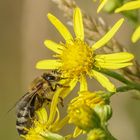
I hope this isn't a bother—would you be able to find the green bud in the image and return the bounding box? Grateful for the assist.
[94,105,112,124]
[68,105,101,131]
[103,0,121,13]
[87,128,107,140]
[41,131,65,140]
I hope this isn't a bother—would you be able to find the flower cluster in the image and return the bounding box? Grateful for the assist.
[67,91,111,135]
[20,5,137,140]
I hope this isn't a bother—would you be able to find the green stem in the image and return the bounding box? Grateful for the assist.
[106,85,140,98]
[122,11,139,28]
[105,129,117,140]
[116,86,136,92]
[101,125,117,140]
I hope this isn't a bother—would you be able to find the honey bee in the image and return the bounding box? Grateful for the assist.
[16,72,64,136]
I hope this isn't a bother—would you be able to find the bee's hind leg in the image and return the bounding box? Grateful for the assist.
[51,83,69,91]
[58,96,64,107]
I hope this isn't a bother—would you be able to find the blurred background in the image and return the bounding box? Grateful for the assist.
[0,0,140,139]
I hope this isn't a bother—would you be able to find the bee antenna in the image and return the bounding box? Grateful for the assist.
[60,77,68,80]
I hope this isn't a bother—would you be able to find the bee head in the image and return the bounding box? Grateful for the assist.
[42,73,61,82]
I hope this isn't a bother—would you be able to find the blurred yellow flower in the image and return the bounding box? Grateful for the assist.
[115,0,140,43]
[36,8,134,92]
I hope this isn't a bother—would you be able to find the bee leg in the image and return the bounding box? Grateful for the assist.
[46,98,52,102]
[46,98,52,105]
[58,96,64,107]
[28,106,35,119]
[51,84,69,91]
[52,69,61,75]
[50,84,62,91]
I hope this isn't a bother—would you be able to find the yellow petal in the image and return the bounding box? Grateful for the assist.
[59,78,78,98]
[97,0,108,13]
[36,60,62,69]
[44,40,63,54]
[25,135,45,140]
[95,62,133,69]
[36,108,48,124]
[53,107,60,125]
[79,75,88,92]
[115,1,140,13]
[47,13,73,42]
[52,116,69,132]
[91,70,116,92]
[132,26,140,43]
[95,52,134,63]
[73,127,83,138]
[73,8,84,40]
[92,18,124,50]
[41,131,65,140]
[47,89,61,125]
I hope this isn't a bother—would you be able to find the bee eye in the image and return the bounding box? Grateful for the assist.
[47,75,56,81]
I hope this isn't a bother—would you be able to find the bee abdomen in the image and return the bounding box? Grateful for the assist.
[16,124,28,135]
[16,107,32,136]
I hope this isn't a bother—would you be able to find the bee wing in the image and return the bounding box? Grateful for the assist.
[7,89,38,114]
[8,79,44,114]
[16,90,38,112]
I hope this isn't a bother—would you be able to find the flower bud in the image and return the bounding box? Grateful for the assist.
[87,128,107,140]
[103,0,120,13]
[94,105,112,124]
[68,104,101,131]
[41,131,65,140]
[25,131,65,140]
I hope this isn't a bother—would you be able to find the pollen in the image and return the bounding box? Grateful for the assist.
[59,39,94,78]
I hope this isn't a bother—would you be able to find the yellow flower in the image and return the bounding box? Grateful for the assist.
[115,0,140,43]
[36,8,134,92]
[67,91,109,137]
[23,108,48,140]
[22,90,67,140]
[23,108,65,140]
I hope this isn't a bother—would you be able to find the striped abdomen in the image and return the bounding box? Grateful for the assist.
[16,92,36,136]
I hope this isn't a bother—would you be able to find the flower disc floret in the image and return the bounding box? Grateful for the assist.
[59,39,94,78]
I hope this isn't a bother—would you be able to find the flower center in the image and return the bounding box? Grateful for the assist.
[59,39,94,78]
